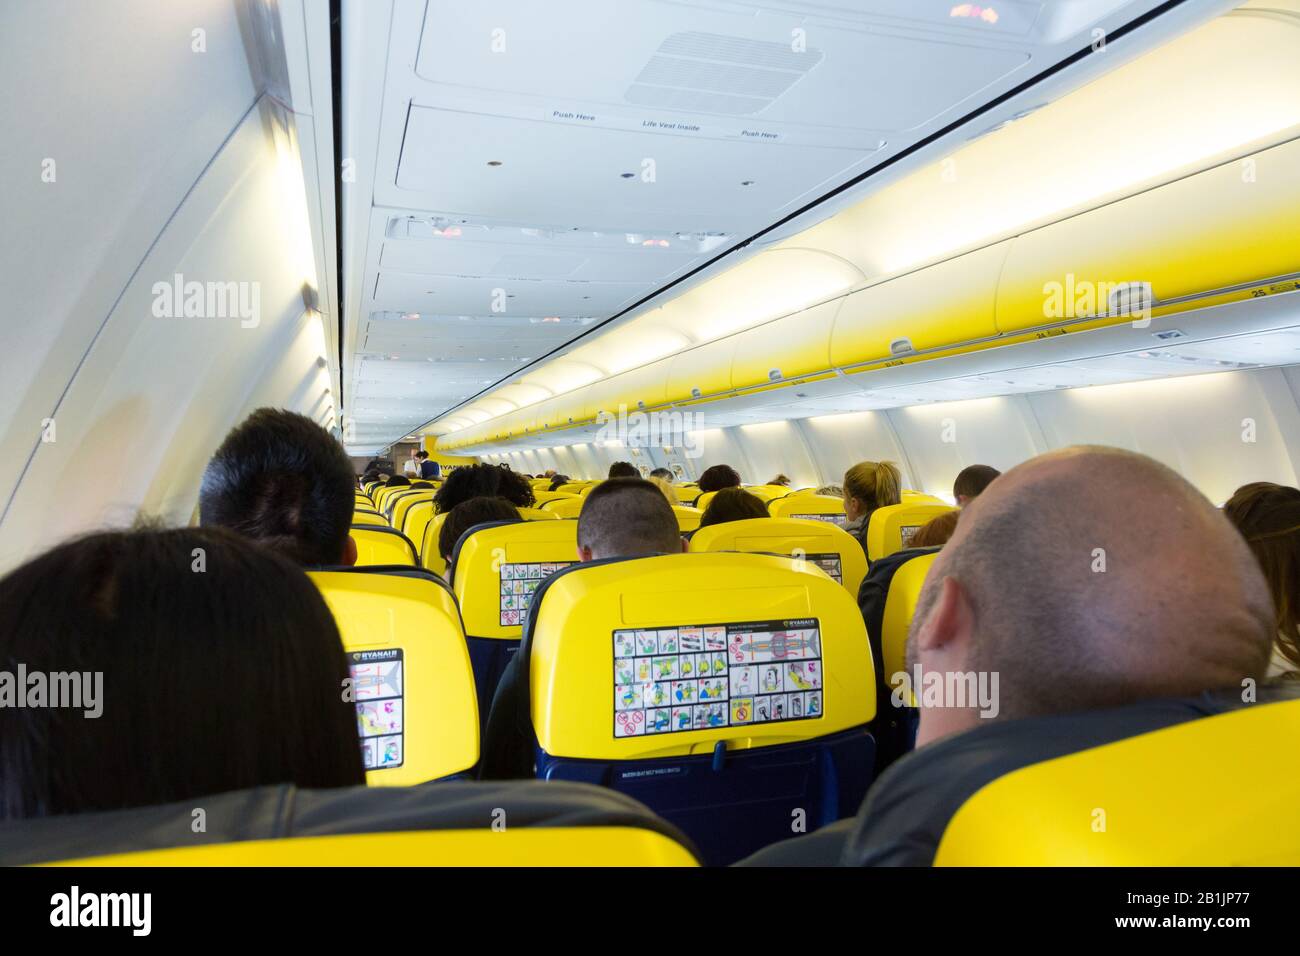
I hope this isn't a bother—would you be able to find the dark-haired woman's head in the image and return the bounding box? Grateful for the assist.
[440,496,523,563]
[699,488,769,528]
[697,465,742,494]
[434,463,534,514]
[608,461,639,479]
[548,474,571,492]
[1224,481,1300,672]
[0,526,364,820]
[386,475,411,488]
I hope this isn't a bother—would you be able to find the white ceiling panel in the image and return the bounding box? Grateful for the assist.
[339,0,1224,453]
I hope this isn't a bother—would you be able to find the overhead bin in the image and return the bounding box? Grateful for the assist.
[663,336,738,406]
[996,137,1300,335]
[731,298,840,390]
[829,242,1008,372]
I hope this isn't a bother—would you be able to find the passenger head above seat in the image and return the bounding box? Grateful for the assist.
[0,526,364,819]
[697,464,742,493]
[439,496,522,563]
[698,487,769,528]
[433,463,535,514]
[906,446,1274,747]
[907,510,959,548]
[547,474,571,492]
[386,475,411,488]
[577,479,684,561]
[1223,481,1300,677]
[608,461,639,479]
[953,464,1001,506]
[200,407,357,566]
[843,461,902,529]
[649,467,674,483]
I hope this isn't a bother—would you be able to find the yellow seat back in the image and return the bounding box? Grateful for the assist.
[518,507,561,521]
[349,525,418,566]
[554,482,589,496]
[743,485,792,502]
[532,490,580,507]
[768,494,847,527]
[693,490,719,511]
[673,484,700,504]
[688,517,868,596]
[420,511,451,576]
[454,520,579,637]
[541,496,585,519]
[530,552,875,759]
[879,551,939,699]
[671,505,703,533]
[389,489,436,528]
[934,699,1300,865]
[402,498,436,548]
[48,828,699,866]
[351,510,389,527]
[866,503,957,561]
[309,570,477,784]
[902,491,947,505]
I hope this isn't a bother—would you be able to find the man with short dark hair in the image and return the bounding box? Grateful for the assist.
[199,408,357,566]
[479,479,685,779]
[607,461,639,480]
[417,449,441,481]
[952,464,1000,506]
[649,467,674,483]
[578,478,684,560]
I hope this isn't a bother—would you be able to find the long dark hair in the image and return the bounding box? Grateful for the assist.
[1224,482,1300,671]
[0,526,364,819]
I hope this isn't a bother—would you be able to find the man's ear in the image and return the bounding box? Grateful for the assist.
[577,545,594,562]
[914,575,974,663]
[679,536,688,553]
[341,535,358,567]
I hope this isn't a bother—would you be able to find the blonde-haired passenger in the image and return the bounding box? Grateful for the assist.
[843,460,902,555]
[647,475,677,508]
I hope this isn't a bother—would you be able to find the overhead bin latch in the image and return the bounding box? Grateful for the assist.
[889,337,915,356]
[768,368,782,382]
[691,387,703,399]
[1108,282,1155,320]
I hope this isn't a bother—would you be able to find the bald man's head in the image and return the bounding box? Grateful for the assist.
[907,446,1273,739]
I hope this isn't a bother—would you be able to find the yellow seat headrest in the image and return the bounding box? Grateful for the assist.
[349,525,418,566]
[935,699,1300,865]
[866,503,957,561]
[309,569,477,784]
[529,552,875,761]
[768,494,847,526]
[688,517,868,596]
[879,551,940,696]
[453,520,579,639]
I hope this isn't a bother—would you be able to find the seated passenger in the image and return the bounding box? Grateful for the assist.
[0,526,364,819]
[698,487,769,528]
[697,464,742,494]
[647,475,677,507]
[361,468,381,486]
[816,484,843,497]
[410,480,434,489]
[649,467,674,484]
[608,461,639,479]
[547,473,571,492]
[1223,481,1300,678]
[842,461,902,553]
[768,473,792,487]
[434,463,535,514]
[200,407,357,566]
[742,446,1278,866]
[907,510,959,548]
[953,464,1001,507]
[386,475,411,488]
[480,479,685,780]
[439,496,523,567]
